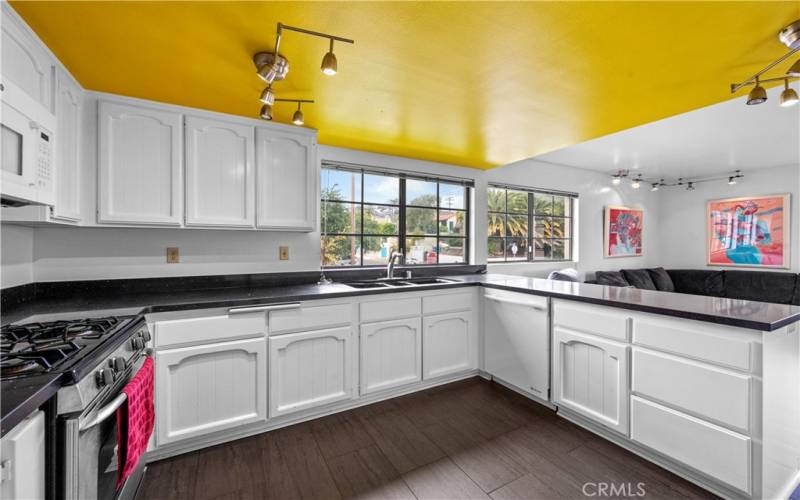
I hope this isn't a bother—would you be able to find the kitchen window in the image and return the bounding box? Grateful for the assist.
[488,184,576,262]
[321,164,471,267]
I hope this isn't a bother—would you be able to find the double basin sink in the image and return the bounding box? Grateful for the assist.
[342,277,459,289]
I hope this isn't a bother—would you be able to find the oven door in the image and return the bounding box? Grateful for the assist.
[60,357,147,500]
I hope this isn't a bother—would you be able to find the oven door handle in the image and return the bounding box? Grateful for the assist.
[79,393,127,432]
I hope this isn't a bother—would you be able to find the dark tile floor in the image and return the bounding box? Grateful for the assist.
[139,377,718,499]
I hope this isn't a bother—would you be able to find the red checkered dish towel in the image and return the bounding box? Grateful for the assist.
[116,356,155,490]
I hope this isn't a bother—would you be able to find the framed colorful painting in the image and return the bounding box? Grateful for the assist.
[707,194,790,268]
[604,206,644,258]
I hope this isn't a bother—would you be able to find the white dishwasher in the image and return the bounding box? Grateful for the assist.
[483,289,550,400]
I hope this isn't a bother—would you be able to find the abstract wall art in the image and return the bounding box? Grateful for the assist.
[604,206,644,258]
[707,194,790,268]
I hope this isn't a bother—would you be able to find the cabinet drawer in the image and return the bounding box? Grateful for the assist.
[632,317,756,372]
[154,314,265,348]
[632,348,752,433]
[269,303,351,335]
[631,396,751,494]
[360,296,421,323]
[552,300,630,341]
[423,292,472,315]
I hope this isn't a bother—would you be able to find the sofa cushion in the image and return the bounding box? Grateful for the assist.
[666,270,725,297]
[724,270,797,304]
[594,271,630,287]
[794,276,800,305]
[646,267,675,292]
[621,269,657,290]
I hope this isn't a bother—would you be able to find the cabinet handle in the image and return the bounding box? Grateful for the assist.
[228,303,301,314]
[484,295,547,311]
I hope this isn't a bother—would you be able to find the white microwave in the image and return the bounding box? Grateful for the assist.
[1,78,55,206]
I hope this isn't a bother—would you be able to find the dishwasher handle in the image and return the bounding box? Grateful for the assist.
[484,295,547,311]
[228,303,301,315]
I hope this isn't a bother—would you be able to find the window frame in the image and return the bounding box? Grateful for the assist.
[488,184,576,263]
[321,165,471,268]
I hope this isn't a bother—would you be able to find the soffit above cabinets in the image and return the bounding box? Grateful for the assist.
[10,1,800,170]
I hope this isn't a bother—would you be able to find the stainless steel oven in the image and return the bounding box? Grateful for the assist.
[58,323,151,500]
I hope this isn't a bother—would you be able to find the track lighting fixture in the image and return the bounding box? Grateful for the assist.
[746,77,768,105]
[253,23,353,123]
[321,39,338,75]
[260,85,275,106]
[732,20,799,107]
[615,172,743,192]
[780,79,799,107]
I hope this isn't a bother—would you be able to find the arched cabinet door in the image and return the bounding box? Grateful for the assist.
[360,318,422,394]
[52,68,82,222]
[1,3,53,110]
[155,337,268,446]
[268,327,356,417]
[552,326,630,435]
[255,126,317,231]
[98,100,183,225]
[185,116,255,227]
[423,311,475,380]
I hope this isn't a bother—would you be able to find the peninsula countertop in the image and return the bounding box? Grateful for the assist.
[3,273,799,332]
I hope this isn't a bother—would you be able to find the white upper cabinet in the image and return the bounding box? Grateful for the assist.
[185,116,255,227]
[255,126,316,231]
[1,3,52,110]
[52,68,82,221]
[97,100,183,225]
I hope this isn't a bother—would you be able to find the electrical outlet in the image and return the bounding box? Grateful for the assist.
[166,247,180,264]
[279,246,289,260]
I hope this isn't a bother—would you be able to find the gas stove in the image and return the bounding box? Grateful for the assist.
[0,317,130,379]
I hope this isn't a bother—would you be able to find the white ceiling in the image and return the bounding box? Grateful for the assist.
[533,82,800,179]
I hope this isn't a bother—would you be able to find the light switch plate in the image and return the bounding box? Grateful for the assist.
[166,247,180,264]
[279,246,289,260]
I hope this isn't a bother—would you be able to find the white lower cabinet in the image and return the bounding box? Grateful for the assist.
[423,311,475,380]
[631,396,751,494]
[268,327,356,417]
[484,291,549,398]
[552,326,629,435]
[360,318,422,394]
[155,336,267,446]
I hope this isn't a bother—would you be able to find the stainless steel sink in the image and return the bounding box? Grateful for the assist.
[342,277,458,289]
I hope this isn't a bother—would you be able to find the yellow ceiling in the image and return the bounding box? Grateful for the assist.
[10,1,800,169]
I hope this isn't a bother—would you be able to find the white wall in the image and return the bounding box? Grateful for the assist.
[485,159,662,278]
[657,164,800,273]
[1,226,34,288]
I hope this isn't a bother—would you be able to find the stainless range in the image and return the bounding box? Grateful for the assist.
[1,315,152,500]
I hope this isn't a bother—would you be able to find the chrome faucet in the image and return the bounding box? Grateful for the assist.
[386,251,404,279]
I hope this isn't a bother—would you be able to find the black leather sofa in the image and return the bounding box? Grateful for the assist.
[590,268,800,306]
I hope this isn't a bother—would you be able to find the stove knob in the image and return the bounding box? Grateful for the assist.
[113,357,126,372]
[140,330,152,342]
[95,369,115,388]
[132,338,145,350]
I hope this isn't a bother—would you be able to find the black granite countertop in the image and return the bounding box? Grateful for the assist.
[3,271,800,435]
[1,373,61,436]
[4,273,799,331]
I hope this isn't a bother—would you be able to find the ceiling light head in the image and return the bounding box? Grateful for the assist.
[260,86,275,106]
[259,104,273,121]
[611,175,621,186]
[788,59,800,77]
[746,79,768,105]
[292,109,304,126]
[780,80,799,107]
[321,39,338,75]
[728,176,737,185]
[779,19,800,50]
[254,52,289,83]
[631,175,642,189]
[650,183,659,192]
[686,182,695,191]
